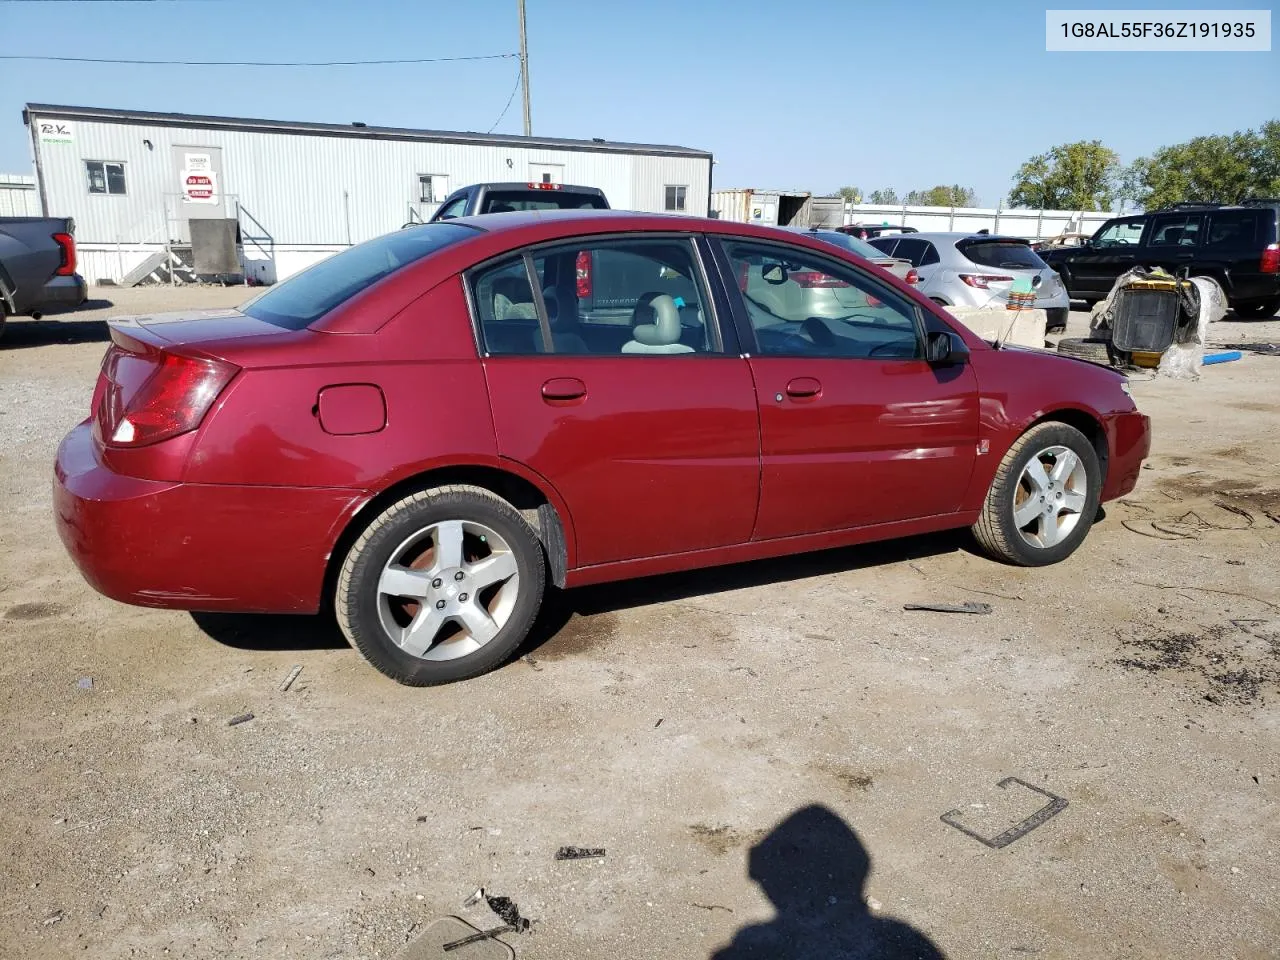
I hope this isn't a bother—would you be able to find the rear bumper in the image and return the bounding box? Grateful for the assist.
[54,422,365,613]
[18,274,87,315]
[1101,410,1151,501]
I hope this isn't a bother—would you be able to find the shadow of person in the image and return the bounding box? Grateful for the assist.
[712,805,945,960]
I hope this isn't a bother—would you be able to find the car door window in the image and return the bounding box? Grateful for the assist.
[1093,218,1146,247]
[919,242,940,266]
[722,240,922,360]
[1148,215,1204,247]
[470,237,719,356]
[1204,210,1259,250]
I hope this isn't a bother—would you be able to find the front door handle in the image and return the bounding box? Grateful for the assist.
[784,377,822,399]
[541,377,587,402]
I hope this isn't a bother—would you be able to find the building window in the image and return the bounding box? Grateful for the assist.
[86,161,126,196]
[664,185,687,212]
[418,174,449,204]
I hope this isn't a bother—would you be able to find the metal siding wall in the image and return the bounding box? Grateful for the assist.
[31,114,708,245]
[632,156,710,215]
[0,175,41,217]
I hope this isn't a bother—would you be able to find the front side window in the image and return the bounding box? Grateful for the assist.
[86,160,126,195]
[1093,217,1145,247]
[664,185,687,212]
[243,222,478,329]
[1148,215,1203,247]
[471,236,717,356]
[722,240,922,360]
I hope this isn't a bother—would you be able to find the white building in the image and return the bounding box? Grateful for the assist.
[23,103,713,284]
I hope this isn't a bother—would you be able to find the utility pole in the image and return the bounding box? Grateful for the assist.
[518,0,531,136]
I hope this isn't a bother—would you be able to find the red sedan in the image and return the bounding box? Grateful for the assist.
[54,211,1150,686]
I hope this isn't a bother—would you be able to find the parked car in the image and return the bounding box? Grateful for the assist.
[1032,233,1092,253]
[0,216,87,336]
[428,182,610,222]
[55,211,1150,686]
[776,226,917,283]
[1038,201,1280,317]
[837,224,919,240]
[868,232,1071,331]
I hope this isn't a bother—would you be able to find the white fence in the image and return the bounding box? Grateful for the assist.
[842,202,1117,240]
[0,174,41,217]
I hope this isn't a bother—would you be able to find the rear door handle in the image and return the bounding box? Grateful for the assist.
[541,377,587,402]
[784,377,822,399]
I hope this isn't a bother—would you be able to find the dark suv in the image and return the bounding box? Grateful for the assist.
[1039,200,1280,318]
[428,182,609,222]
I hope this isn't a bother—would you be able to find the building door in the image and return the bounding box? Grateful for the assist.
[528,163,564,185]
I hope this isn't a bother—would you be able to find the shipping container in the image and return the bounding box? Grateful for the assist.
[711,188,812,227]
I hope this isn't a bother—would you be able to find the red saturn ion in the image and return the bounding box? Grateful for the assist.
[55,211,1151,686]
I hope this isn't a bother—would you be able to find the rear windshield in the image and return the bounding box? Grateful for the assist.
[243,223,477,329]
[959,240,1047,270]
[483,190,608,213]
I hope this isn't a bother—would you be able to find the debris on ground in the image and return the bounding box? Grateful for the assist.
[690,902,733,913]
[278,664,303,692]
[904,601,993,615]
[462,888,484,908]
[76,677,92,691]
[443,924,514,952]
[522,654,542,672]
[483,893,532,932]
[227,712,254,727]
[941,777,1068,849]
[554,846,606,861]
[41,910,63,926]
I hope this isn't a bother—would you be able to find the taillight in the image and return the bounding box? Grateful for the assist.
[94,342,238,447]
[575,250,592,299]
[959,274,1014,289]
[53,232,76,276]
[526,182,561,191]
[791,270,849,288]
[905,268,920,284]
[1262,244,1280,273]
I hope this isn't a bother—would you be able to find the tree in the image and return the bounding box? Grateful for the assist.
[1122,120,1279,209]
[866,187,899,204]
[837,185,862,203]
[1008,140,1121,210]
[903,185,977,206]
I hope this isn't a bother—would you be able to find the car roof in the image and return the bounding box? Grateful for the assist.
[880,232,1032,244]
[459,182,607,195]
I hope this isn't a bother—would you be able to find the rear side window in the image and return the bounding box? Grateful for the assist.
[868,237,899,257]
[1204,211,1260,249]
[960,241,1047,270]
[920,242,940,265]
[889,238,927,266]
[483,190,608,213]
[243,222,477,329]
[1148,215,1204,247]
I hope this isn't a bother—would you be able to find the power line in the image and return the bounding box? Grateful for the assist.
[0,52,517,66]
[487,63,523,134]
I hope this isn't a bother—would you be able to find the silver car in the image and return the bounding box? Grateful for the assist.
[868,232,1070,330]
[777,226,915,282]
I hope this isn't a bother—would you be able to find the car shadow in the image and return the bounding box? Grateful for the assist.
[190,531,969,657]
[710,804,946,959]
[0,308,112,348]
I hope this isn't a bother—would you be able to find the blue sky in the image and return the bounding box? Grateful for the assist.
[1,0,1276,206]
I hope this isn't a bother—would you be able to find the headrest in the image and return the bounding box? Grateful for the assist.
[630,294,681,346]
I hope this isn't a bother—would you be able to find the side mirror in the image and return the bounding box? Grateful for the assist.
[926,330,969,365]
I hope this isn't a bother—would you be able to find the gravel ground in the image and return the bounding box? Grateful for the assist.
[1,287,1278,960]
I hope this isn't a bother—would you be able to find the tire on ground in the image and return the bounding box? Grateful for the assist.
[335,484,545,686]
[1233,298,1280,319]
[1057,337,1112,364]
[972,421,1103,567]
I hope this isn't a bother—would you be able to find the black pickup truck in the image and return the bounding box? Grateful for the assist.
[1039,200,1280,318]
[428,182,610,222]
[0,216,87,336]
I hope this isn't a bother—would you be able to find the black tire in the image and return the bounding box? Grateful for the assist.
[335,484,545,686]
[1057,337,1112,364]
[1233,297,1280,319]
[972,421,1102,567]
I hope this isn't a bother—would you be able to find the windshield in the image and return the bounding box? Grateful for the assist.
[810,231,891,260]
[243,223,478,329]
[960,240,1047,270]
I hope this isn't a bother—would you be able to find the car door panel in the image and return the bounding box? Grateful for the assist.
[713,237,980,541]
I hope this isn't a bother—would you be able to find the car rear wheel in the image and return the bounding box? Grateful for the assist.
[335,485,545,686]
[972,422,1102,567]
[1233,297,1280,319]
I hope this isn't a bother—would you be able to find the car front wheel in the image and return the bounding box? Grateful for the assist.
[972,422,1102,566]
[335,485,545,686]
[1233,297,1280,319]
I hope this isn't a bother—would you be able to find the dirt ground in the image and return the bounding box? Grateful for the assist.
[1,286,1278,960]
